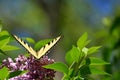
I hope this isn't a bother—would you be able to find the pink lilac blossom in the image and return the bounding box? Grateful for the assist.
[1,55,56,80]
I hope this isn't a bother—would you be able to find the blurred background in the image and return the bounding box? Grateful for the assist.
[0,0,120,80]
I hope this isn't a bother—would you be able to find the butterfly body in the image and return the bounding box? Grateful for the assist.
[13,35,60,59]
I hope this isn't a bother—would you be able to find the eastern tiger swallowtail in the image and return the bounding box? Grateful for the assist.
[13,35,61,59]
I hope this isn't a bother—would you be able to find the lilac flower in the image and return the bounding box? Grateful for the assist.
[1,55,56,80]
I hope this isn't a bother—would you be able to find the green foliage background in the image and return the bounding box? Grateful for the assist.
[0,0,120,80]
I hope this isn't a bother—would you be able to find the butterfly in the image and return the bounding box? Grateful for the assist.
[13,35,61,59]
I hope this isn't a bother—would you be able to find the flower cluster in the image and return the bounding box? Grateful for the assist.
[1,55,56,80]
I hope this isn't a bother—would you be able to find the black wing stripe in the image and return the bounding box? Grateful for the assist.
[37,36,61,58]
[13,35,37,58]
[13,34,60,59]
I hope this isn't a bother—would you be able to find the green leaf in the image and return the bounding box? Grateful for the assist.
[68,68,74,76]
[0,36,10,48]
[0,67,9,80]
[85,40,91,47]
[74,76,84,80]
[86,57,110,65]
[1,45,19,51]
[82,47,88,56]
[79,65,91,76]
[34,39,52,50]
[89,66,110,75]
[62,74,70,80]
[65,46,81,65]
[80,65,110,76]
[70,46,81,63]
[77,32,88,50]
[0,31,9,37]
[9,70,28,78]
[88,46,101,55]
[25,37,35,44]
[65,49,73,65]
[9,71,22,78]
[43,62,69,74]
[0,49,8,56]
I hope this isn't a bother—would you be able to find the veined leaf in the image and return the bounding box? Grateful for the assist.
[0,67,9,80]
[77,32,88,50]
[0,30,9,37]
[86,57,110,65]
[88,46,101,55]
[0,49,8,56]
[9,70,28,79]
[80,65,110,76]
[82,47,88,56]
[65,49,73,65]
[89,66,110,75]
[43,62,69,74]
[71,46,81,63]
[65,46,81,65]
[85,40,91,47]
[25,37,35,44]
[0,36,10,48]
[1,45,19,51]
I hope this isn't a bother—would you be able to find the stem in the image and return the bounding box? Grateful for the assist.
[71,54,86,79]
[69,61,75,70]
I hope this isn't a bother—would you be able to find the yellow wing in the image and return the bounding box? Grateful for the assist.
[37,36,61,59]
[13,35,38,58]
[13,35,61,59]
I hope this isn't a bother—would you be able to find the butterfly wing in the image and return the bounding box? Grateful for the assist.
[13,35,38,58]
[37,36,61,59]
